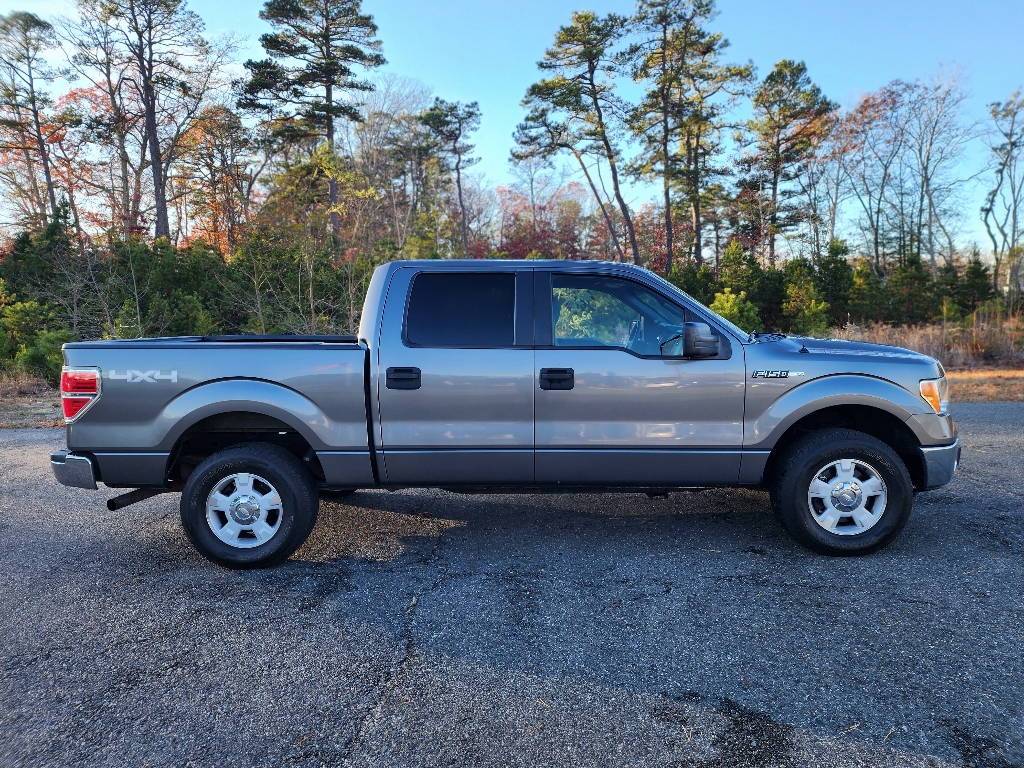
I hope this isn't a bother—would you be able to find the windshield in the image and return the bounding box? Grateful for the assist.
[644,271,749,341]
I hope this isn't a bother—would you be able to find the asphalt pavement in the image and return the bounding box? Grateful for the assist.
[1,403,1022,767]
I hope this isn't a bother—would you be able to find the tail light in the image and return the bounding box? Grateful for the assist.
[61,367,101,422]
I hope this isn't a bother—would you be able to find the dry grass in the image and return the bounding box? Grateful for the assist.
[946,369,1024,403]
[0,370,52,398]
[832,312,1024,370]
[0,371,62,428]
[832,315,1024,401]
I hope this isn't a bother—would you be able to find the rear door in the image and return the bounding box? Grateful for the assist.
[534,271,745,486]
[376,267,535,485]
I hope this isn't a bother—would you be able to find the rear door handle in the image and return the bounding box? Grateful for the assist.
[386,367,421,390]
[539,367,574,390]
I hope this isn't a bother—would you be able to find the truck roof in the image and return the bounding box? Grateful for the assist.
[64,335,360,349]
[388,259,630,270]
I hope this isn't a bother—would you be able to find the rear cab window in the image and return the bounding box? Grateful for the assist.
[405,272,516,348]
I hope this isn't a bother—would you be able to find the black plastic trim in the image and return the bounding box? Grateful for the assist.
[362,348,381,486]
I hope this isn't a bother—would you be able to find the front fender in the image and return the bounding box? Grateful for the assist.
[744,374,928,450]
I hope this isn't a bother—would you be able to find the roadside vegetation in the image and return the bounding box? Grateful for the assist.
[0,0,1022,384]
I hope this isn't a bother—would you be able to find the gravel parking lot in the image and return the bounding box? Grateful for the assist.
[1,403,1022,767]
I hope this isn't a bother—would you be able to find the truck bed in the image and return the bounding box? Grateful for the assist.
[62,337,373,489]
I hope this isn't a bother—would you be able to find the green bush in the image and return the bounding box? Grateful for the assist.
[709,287,762,333]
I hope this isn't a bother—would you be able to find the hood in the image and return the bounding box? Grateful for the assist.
[794,337,937,363]
[744,335,945,400]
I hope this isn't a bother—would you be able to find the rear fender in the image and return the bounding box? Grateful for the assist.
[160,379,367,452]
[80,379,364,453]
[745,374,927,450]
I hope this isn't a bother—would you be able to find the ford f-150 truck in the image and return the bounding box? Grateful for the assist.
[51,260,959,568]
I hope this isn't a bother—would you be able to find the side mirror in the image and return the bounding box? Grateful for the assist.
[684,322,719,358]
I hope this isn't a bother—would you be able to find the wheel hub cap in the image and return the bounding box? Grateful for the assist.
[205,472,284,549]
[229,495,261,524]
[830,481,862,511]
[806,458,888,536]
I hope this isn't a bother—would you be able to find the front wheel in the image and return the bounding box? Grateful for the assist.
[180,443,319,569]
[770,429,914,556]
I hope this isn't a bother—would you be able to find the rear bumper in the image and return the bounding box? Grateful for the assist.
[51,450,98,490]
[920,439,960,490]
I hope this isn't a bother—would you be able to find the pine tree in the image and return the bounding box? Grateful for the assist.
[742,60,835,265]
[848,259,888,323]
[783,256,829,335]
[709,287,761,332]
[666,261,717,305]
[419,99,480,258]
[958,254,995,315]
[888,255,937,324]
[525,11,640,264]
[718,239,761,297]
[240,0,384,238]
[814,238,853,326]
[0,12,61,223]
[626,0,751,270]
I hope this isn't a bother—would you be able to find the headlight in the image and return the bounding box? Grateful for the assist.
[920,377,948,415]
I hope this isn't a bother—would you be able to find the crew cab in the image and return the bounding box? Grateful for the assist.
[51,260,960,567]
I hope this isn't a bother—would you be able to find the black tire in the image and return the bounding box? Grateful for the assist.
[769,428,914,556]
[180,442,318,569]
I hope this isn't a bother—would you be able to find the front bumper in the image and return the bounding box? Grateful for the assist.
[919,439,960,490]
[51,450,98,490]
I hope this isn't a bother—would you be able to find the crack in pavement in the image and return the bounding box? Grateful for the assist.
[338,525,457,764]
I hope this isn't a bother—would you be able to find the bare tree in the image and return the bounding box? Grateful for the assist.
[59,0,149,238]
[338,74,432,252]
[841,82,911,272]
[905,71,974,277]
[99,0,219,239]
[982,90,1024,295]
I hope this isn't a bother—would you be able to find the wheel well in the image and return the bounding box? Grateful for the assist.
[166,412,324,488]
[763,405,925,490]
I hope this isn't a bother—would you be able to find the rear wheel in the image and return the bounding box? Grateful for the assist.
[770,429,914,555]
[180,443,318,569]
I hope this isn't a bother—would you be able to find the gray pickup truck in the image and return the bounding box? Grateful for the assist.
[52,260,959,567]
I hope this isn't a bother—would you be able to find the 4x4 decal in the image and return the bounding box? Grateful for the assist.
[108,370,178,383]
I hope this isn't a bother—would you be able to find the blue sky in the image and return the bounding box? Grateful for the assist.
[8,0,1024,244]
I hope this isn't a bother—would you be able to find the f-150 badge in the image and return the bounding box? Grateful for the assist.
[108,370,178,383]
[751,370,805,378]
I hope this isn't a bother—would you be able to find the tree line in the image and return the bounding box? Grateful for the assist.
[0,0,1021,380]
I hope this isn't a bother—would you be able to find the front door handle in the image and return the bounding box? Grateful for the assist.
[539,367,574,390]
[386,367,421,390]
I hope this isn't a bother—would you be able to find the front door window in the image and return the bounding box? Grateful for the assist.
[552,274,688,356]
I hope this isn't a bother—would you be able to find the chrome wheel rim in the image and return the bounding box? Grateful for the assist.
[206,472,283,549]
[806,458,887,536]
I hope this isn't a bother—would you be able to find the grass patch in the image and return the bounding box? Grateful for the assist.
[947,369,1024,403]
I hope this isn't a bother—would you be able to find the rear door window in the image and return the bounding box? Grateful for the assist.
[405,272,516,348]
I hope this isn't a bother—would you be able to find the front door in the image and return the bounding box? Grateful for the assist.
[534,272,745,487]
[376,268,535,485]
